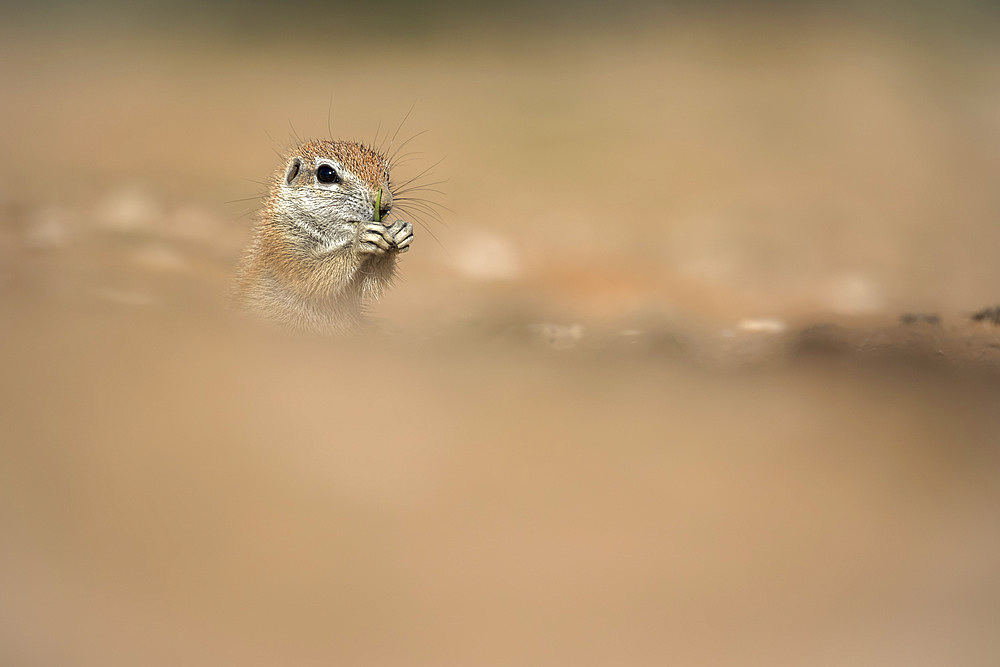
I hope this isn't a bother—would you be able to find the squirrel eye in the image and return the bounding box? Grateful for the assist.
[316,164,340,184]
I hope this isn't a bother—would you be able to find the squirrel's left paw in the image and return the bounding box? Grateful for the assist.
[387,220,413,254]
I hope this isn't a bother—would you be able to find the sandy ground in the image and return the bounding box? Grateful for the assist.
[2,6,1000,665]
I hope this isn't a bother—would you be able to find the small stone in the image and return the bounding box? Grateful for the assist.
[971,306,1000,325]
[23,206,76,249]
[900,313,941,326]
[451,229,522,281]
[736,317,788,334]
[824,273,883,315]
[94,188,162,232]
[528,322,585,350]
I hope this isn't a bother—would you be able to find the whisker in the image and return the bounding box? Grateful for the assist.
[327,92,334,140]
[393,156,446,190]
[399,209,447,252]
[396,195,450,214]
[389,156,423,170]
[400,212,450,234]
[395,177,449,190]
[235,205,263,220]
[394,183,449,197]
[288,119,302,144]
[396,203,451,231]
[396,201,444,222]
[384,102,416,155]
[264,129,285,151]
[397,198,454,217]
[388,151,425,169]
[388,129,431,164]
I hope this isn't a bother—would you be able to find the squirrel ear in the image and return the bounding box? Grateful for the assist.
[285,158,302,185]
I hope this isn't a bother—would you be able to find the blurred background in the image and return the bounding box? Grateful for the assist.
[2,1,1000,665]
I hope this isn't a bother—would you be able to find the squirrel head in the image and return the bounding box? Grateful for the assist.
[268,139,393,246]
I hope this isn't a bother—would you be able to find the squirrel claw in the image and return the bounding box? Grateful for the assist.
[357,221,394,255]
[388,220,414,253]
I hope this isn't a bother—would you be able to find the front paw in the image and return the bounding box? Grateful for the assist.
[357,221,394,256]
[387,220,414,254]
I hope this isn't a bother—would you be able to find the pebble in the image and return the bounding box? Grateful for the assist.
[94,188,162,232]
[736,317,788,334]
[451,229,522,281]
[23,207,76,249]
[528,322,585,350]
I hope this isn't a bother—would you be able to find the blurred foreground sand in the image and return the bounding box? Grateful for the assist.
[3,6,1000,665]
[3,302,1000,665]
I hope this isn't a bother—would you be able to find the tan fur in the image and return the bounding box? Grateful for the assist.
[232,139,410,333]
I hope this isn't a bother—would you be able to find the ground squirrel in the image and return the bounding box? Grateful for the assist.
[233,139,413,333]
